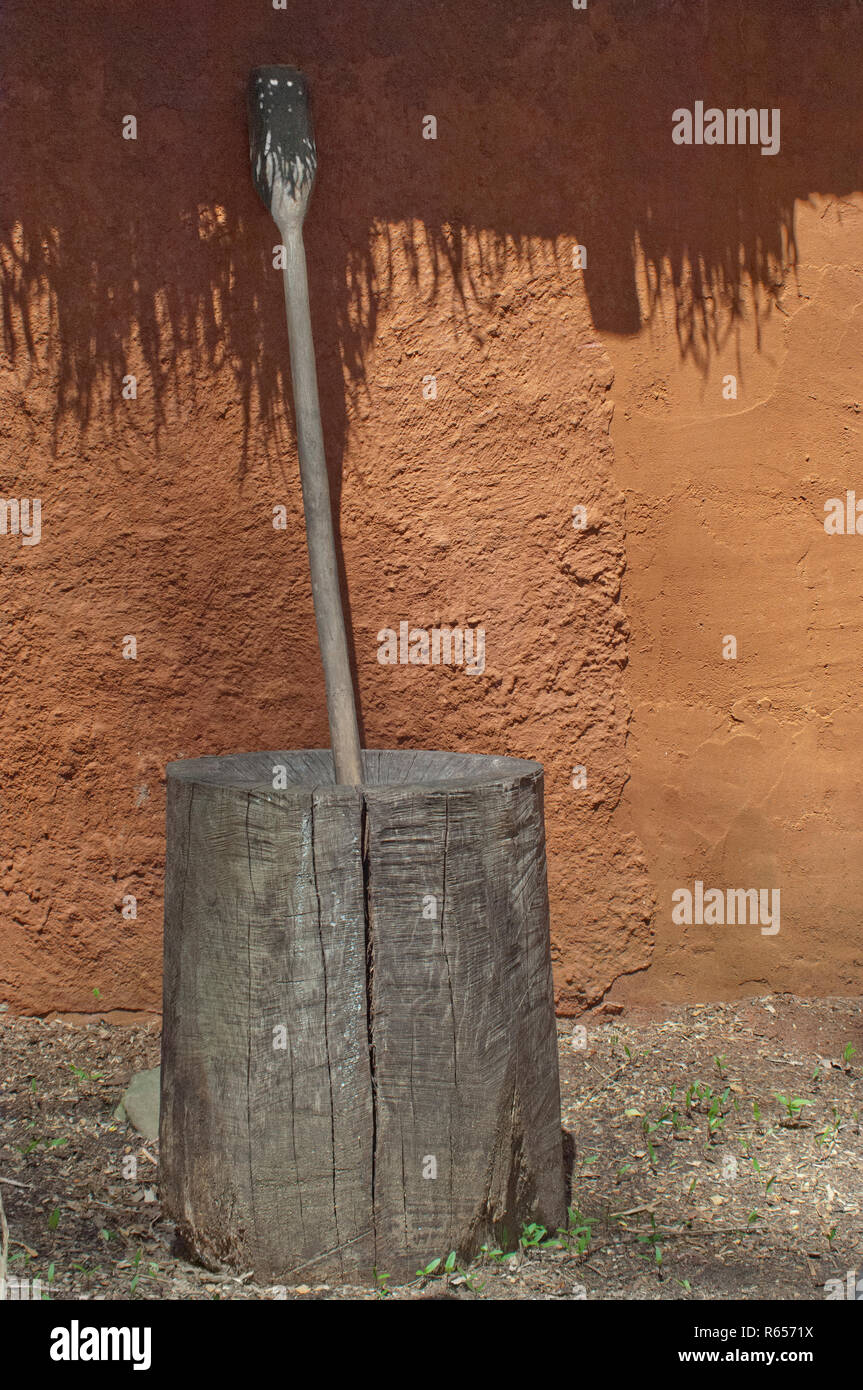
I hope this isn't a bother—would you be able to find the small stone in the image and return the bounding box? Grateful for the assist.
[118,1067,160,1141]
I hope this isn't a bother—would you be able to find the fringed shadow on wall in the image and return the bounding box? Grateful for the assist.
[2,0,859,473]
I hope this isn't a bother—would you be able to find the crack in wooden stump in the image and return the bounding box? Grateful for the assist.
[360,795,378,1266]
[310,792,341,1268]
[439,792,457,1233]
[244,792,257,1251]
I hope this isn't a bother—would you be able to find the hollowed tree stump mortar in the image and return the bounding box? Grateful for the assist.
[160,749,564,1282]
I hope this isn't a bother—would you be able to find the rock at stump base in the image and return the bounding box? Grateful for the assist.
[117,1066,160,1142]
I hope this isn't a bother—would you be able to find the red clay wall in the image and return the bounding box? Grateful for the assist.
[1,0,861,1014]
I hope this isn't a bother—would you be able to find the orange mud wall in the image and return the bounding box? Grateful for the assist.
[1,0,861,1014]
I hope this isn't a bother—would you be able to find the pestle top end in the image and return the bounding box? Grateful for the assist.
[247,66,317,218]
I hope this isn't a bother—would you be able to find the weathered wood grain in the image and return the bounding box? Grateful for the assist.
[160,750,564,1281]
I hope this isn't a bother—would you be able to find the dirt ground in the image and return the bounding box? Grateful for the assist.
[1,994,860,1301]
